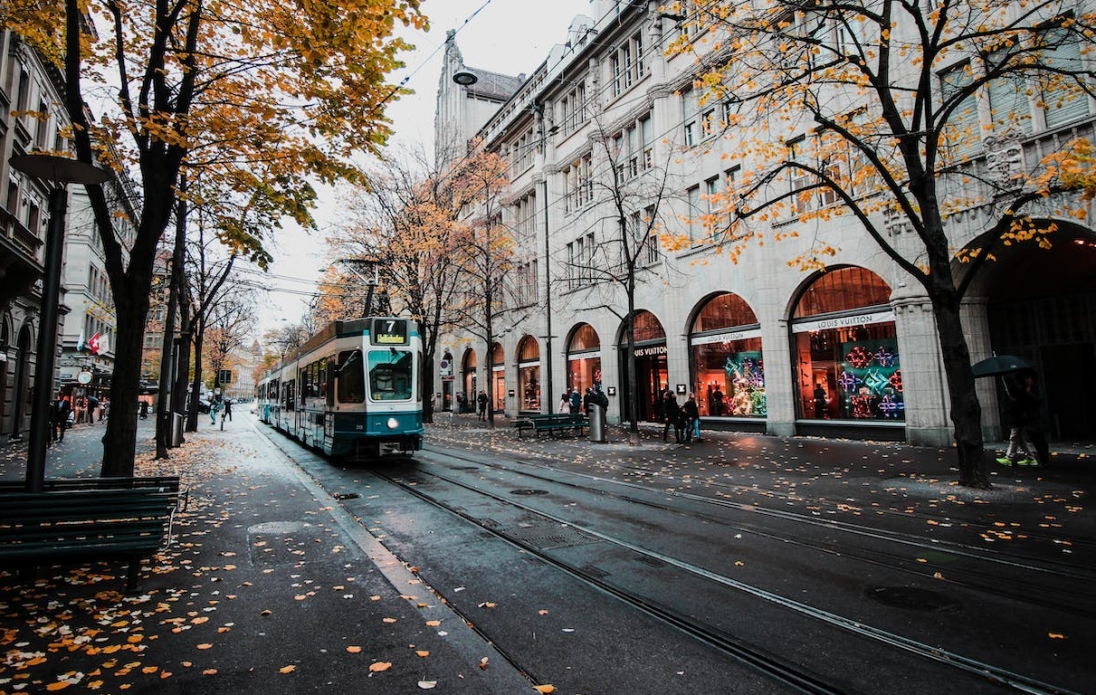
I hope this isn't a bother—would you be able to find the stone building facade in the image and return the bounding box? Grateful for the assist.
[1,30,134,441]
[434,1,1096,446]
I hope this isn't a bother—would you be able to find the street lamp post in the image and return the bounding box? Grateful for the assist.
[9,154,110,492]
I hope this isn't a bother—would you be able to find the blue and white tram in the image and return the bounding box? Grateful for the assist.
[256,317,423,458]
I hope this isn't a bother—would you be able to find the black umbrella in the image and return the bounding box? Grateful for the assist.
[972,355,1034,378]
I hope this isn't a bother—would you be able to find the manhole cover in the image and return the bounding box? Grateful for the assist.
[867,586,961,612]
[510,489,549,496]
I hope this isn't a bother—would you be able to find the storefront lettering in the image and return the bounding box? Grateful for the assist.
[633,344,668,358]
[792,311,895,334]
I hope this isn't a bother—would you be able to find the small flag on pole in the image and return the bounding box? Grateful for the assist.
[87,332,101,355]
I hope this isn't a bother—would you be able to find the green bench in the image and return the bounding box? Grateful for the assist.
[0,477,182,592]
[514,413,589,438]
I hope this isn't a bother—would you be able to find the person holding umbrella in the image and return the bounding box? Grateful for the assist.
[996,376,1035,467]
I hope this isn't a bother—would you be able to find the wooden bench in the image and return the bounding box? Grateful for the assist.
[0,476,188,509]
[514,413,589,438]
[0,477,182,592]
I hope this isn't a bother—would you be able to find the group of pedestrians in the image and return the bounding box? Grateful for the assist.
[661,389,701,444]
[557,387,609,416]
[49,393,111,444]
[998,372,1050,467]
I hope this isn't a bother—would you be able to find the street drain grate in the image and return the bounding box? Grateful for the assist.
[507,524,601,550]
[510,489,549,496]
[333,492,360,500]
[867,586,961,612]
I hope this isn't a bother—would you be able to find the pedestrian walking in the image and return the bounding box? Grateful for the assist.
[100,397,109,421]
[683,392,700,442]
[51,394,71,443]
[224,399,233,422]
[1019,372,1051,467]
[477,391,488,420]
[997,377,1035,467]
[558,393,572,414]
[662,390,683,443]
[86,396,100,425]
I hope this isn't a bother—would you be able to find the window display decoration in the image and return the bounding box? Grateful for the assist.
[838,339,903,419]
[725,352,767,416]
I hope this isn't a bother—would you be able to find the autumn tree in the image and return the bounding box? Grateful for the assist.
[6,0,425,475]
[671,0,1096,487]
[552,119,684,443]
[446,147,534,427]
[330,147,466,422]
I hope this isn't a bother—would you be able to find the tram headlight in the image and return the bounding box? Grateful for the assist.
[387,417,400,430]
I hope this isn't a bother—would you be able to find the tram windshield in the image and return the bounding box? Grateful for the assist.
[367,349,413,401]
[337,350,365,403]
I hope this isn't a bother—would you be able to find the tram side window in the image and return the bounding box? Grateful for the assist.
[337,350,365,403]
[325,357,335,406]
[368,349,413,401]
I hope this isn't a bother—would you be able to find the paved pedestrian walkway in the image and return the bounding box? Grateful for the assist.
[1,413,1092,694]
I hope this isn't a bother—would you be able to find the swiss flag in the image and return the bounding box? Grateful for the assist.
[87,332,101,355]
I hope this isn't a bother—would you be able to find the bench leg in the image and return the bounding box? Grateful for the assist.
[126,557,141,593]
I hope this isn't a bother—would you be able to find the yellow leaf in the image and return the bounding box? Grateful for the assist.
[346,646,362,654]
[418,681,437,690]
[383,617,397,623]
[479,657,489,670]
[425,620,441,627]
[1048,632,1066,639]
[415,650,429,657]
[196,643,213,650]
[534,686,556,694]
[369,661,392,672]
[45,683,71,692]
[279,665,296,674]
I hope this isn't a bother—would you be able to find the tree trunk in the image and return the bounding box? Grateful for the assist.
[100,286,152,476]
[931,286,991,488]
[186,326,207,432]
[155,192,187,457]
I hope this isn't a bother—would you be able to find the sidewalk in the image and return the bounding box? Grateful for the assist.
[1,413,1092,694]
[0,418,538,694]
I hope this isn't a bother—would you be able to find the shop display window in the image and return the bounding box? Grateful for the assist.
[690,293,764,417]
[491,343,506,411]
[792,267,901,422]
[518,336,541,411]
[567,324,602,395]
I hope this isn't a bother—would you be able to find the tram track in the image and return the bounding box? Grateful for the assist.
[374,454,1088,695]
[422,444,1096,617]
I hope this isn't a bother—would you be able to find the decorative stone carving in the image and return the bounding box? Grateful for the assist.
[983,130,1026,190]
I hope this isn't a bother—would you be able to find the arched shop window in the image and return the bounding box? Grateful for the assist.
[462,349,477,404]
[517,336,541,412]
[690,293,765,418]
[567,324,602,395]
[491,343,506,412]
[791,267,902,421]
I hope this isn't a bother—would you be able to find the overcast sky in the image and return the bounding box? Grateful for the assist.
[258,0,591,332]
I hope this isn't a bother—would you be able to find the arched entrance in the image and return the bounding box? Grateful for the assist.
[461,349,477,413]
[790,267,902,429]
[517,336,541,412]
[618,311,667,423]
[11,325,32,439]
[689,292,765,419]
[974,224,1096,440]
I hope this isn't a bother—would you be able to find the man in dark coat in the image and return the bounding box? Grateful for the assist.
[51,394,71,442]
[662,391,683,443]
